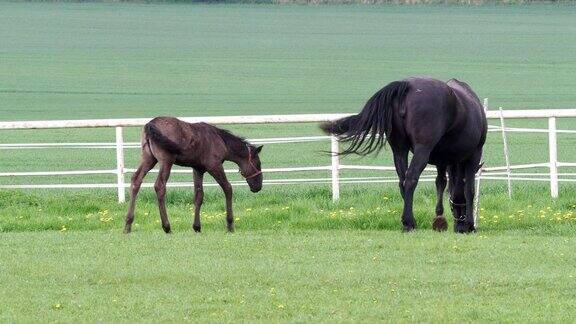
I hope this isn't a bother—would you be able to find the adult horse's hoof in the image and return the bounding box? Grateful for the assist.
[123,227,132,234]
[432,216,448,232]
[402,225,416,232]
[454,222,475,234]
[193,225,201,233]
[162,226,172,234]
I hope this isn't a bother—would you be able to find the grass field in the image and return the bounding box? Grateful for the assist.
[2,230,576,322]
[2,2,576,321]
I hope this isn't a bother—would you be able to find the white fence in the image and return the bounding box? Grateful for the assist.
[1,107,576,203]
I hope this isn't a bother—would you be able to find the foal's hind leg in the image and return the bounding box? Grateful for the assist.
[124,152,157,233]
[433,164,448,232]
[192,169,204,233]
[154,162,174,233]
[401,146,431,232]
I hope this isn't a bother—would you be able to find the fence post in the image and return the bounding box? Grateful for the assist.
[474,165,482,229]
[115,126,126,203]
[548,117,559,198]
[475,98,488,228]
[331,135,340,202]
[499,108,512,199]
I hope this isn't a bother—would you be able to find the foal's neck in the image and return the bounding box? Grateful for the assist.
[217,128,248,163]
[225,139,248,164]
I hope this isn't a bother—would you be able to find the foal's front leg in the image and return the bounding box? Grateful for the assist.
[208,166,235,232]
[192,169,204,233]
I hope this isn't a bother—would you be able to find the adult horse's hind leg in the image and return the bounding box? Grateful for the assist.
[433,164,448,232]
[393,149,409,199]
[401,146,431,232]
[124,150,157,234]
[457,155,481,233]
[155,162,174,233]
[208,165,235,233]
[192,169,204,233]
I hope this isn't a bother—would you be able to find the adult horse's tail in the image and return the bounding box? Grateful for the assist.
[320,80,410,155]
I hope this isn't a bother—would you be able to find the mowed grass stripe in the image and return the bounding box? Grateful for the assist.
[1,4,576,121]
[1,230,575,322]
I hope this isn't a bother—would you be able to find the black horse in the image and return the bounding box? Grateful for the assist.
[321,77,487,233]
[124,117,263,234]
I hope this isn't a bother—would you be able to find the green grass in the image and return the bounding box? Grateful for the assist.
[2,183,576,233]
[2,3,576,122]
[2,3,576,321]
[2,230,576,322]
[1,2,576,186]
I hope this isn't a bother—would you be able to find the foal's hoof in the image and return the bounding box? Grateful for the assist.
[227,225,235,233]
[432,216,448,232]
[454,222,476,234]
[123,225,132,234]
[163,226,172,234]
[193,225,201,233]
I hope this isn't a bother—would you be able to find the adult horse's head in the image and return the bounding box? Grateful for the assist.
[239,144,263,193]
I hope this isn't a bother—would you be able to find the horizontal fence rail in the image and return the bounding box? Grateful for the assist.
[1,106,576,205]
[2,109,576,130]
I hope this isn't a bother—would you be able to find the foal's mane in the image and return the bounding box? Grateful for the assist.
[216,128,250,157]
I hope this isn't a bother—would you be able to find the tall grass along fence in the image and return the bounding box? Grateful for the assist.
[1,104,576,209]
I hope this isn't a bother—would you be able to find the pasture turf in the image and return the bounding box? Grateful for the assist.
[1,2,576,188]
[2,3,576,122]
[1,230,576,322]
[1,184,575,321]
[2,3,576,321]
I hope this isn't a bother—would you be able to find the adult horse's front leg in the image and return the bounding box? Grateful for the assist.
[192,169,204,233]
[401,146,431,232]
[433,164,448,232]
[154,162,173,233]
[209,166,235,233]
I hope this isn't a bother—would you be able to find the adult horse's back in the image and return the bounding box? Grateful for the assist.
[321,77,487,233]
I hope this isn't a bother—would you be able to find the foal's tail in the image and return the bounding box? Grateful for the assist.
[144,121,182,155]
[320,80,410,155]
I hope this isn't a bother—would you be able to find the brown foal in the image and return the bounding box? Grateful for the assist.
[124,117,263,234]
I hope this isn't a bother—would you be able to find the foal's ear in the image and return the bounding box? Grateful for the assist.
[255,145,263,153]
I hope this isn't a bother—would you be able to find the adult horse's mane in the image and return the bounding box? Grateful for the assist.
[321,81,410,156]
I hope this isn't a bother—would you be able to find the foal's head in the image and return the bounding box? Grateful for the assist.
[239,144,264,193]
